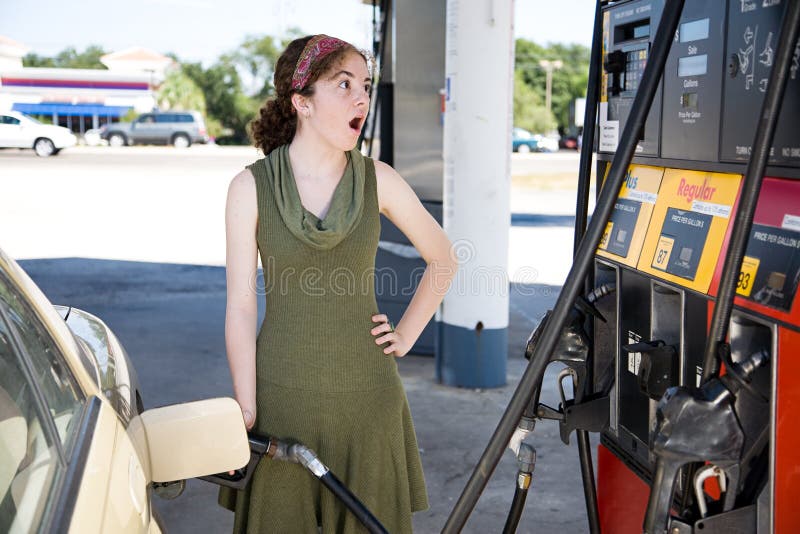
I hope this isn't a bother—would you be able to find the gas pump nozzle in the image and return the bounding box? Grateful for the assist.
[642,349,770,534]
[509,289,613,455]
[199,433,284,490]
[517,306,590,429]
[200,433,389,534]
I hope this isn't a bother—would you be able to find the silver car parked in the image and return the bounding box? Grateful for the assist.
[100,111,209,148]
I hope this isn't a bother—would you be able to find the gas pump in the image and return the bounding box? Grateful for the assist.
[444,1,800,533]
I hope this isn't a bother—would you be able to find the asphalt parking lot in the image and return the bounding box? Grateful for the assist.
[2,146,598,533]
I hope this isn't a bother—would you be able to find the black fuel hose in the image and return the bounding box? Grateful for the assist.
[318,471,389,534]
[502,445,536,534]
[501,484,530,534]
[200,436,388,534]
[586,283,616,305]
[289,444,389,534]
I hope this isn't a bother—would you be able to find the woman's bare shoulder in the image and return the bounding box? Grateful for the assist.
[229,167,256,192]
[372,159,417,215]
[372,158,396,180]
[226,167,258,218]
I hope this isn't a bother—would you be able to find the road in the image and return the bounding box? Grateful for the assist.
[1,146,589,283]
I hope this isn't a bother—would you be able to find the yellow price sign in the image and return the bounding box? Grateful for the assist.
[599,222,613,250]
[736,256,761,297]
[652,235,675,271]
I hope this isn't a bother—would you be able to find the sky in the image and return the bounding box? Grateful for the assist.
[0,0,595,66]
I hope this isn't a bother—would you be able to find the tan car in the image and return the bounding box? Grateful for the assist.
[0,247,249,533]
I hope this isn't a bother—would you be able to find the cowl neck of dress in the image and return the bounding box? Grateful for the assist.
[263,144,366,250]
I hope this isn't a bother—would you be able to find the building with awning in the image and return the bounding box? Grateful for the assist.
[0,38,172,136]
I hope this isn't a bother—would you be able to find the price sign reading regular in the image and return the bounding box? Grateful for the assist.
[638,169,741,294]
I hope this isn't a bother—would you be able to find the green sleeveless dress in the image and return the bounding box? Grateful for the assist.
[218,145,429,533]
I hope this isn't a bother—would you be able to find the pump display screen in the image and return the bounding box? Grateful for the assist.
[679,18,709,42]
[678,54,708,77]
[651,208,712,280]
[737,224,800,311]
[615,18,651,43]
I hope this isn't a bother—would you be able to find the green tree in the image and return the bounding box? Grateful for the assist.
[24,45,107,69]
[182,59,256,143]
[231,35,282,99]
[156,69,206,112]
[22,53,56,68]
[514,39,590,134]
[513,70,556,133]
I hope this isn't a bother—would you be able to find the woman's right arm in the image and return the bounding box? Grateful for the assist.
[225,168,259,430]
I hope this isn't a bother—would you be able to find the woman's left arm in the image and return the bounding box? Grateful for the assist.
[370,160,458,357]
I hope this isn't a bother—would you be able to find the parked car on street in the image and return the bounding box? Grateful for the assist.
[536,134,560,153]
[0,246,248,533]
[559,135,579,150]
[0,111,77,157]
[82,128,105,147]
[512,127,539,153]
[100,111,209,148]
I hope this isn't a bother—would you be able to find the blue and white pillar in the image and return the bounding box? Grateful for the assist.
[437,0,514,388]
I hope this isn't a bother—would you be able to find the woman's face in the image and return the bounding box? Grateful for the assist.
[303,50,371,151]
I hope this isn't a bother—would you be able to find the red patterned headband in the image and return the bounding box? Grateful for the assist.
[291,35,348,91]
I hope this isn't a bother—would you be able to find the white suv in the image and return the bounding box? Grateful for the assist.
[0,111,77,157]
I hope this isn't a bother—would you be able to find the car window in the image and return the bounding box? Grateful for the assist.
[156,114,177,123]
[138,115,154,123]
[0,305,61,533]
[0,277,83,451]
[178,114,193,123]
[1,116,21,126]
[512,128,527,139]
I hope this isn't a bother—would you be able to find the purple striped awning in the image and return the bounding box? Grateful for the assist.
[1,77,149,91]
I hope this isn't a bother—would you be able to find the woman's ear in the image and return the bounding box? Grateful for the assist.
[291,93,311,119]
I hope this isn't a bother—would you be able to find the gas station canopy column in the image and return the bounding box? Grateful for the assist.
[437,0,515,388]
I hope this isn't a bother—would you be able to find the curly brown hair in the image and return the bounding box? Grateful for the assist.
[250,35,369,155]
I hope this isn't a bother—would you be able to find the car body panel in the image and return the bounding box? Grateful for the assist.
[0,111,77,151]
[536,135,560,153]
[57,305,142,425]
[512,127,538,152]
[66,399,117,533]
[0,248,98,396]
[141,398,250,483]
[0,248,248,532]
[102,111,209,146]
[102,416,149,532]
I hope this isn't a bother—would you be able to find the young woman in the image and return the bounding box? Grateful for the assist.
[219,34,457,533]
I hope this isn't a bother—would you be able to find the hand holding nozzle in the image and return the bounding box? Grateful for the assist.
[201,434,388,534]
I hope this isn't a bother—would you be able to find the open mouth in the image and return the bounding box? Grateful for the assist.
[349,116,364,132]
